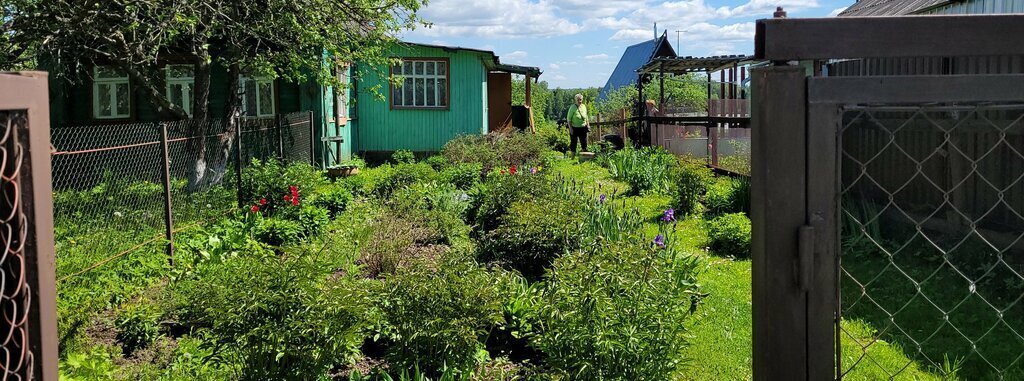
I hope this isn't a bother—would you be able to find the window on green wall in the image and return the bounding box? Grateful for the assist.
[333,64,349,122]
[239,75,276,118]
[390,58,448,109]
[93,66,131,119]
[165,65,194,117]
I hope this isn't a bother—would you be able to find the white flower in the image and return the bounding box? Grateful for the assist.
[113,211,123,218]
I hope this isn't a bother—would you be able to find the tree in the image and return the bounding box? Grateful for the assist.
[4,0,426,185]
[594,73,708,118]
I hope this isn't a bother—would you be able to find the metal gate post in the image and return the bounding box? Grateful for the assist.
[158,123,175,264]
[751,65,809,380]
[234,116,244,208]
[308,110,316,167]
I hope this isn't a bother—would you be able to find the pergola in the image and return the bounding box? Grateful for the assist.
[636,54,761,125]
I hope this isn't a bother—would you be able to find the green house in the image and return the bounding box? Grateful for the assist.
[45,41,539,166]
[350,42,542,158]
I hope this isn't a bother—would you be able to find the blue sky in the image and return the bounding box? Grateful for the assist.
[400,0,854,88]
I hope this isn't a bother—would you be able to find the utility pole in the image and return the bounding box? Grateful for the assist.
[675,30,687,53]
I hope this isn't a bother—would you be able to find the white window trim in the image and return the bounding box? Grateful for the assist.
[93,66,131,119]
[165,65,195,117]
[391,59,448,109]
[239,75,276,118]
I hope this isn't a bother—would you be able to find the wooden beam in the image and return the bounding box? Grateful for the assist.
[808,74,1024,104]
[756,15,1024,60]
[751,66,808,381]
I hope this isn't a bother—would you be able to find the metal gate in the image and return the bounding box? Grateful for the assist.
[752,15,1024,380]
[0,72,59,379]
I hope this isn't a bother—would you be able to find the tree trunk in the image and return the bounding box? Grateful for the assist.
[186,59,212,189]
[206,63,241,186]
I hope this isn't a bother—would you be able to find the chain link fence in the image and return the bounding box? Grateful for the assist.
[839,103,1024,379]
[52,111,315,284]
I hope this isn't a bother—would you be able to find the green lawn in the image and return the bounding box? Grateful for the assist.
[550,156,947,380]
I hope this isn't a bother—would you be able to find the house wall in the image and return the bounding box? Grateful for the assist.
[353,44,489,153]
[50,63,306,127]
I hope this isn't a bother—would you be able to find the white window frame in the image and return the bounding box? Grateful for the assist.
[92,66,131,119]
[239,75,276,118]
[333,64,350,123]
[165,64,195,117]
[390,58,449,109]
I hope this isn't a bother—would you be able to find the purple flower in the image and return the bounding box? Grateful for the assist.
[530,167,538,174]
[661,208,675,222]
[599,194,607,203]
[653,234,666,248]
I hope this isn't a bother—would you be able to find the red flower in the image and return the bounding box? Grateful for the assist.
[288,185,300,205]
[291,196,299,206]
[259,198,267,205]
[510,165,517,175]
[284,195,292,201]
[250,205,260,213]
[500,170,506,175]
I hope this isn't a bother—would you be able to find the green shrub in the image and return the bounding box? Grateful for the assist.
[297,204,331,237]
[537,121,569,152]
[172,254,376,379]
[393,149,416,164]
[439,163,483,191]
[60,346,118,380]
[240,158,328,209]
[441,132,546,172]
[673,160,715,215]
[374,163,438,198]
[705,177,751,217]
[707,213,752,258]
[310,183,353,218]
[425,154,450,170]
[468,172,555,235]
[390,182,471,245]
[478,194,584,280]
[252,216,303,246]
[376,256,508,374]
[601,147,676,196]
[114,300,162,355]
[533,236,702,379]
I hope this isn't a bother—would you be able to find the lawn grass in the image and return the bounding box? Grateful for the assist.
[550,155,947,380]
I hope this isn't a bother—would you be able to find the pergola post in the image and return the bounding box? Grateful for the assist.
[525,75,536,133]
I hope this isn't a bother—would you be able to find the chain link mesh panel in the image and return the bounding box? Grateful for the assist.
[839,103,1024,379]
[282,111,313,165]
[1,111,33,380]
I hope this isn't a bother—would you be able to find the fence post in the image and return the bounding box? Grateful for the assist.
[276,113,285,159]
[234,116,244,208]
[158,122,175,264]
[308,110,316,167]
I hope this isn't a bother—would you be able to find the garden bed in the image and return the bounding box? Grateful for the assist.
[55,133,943,380]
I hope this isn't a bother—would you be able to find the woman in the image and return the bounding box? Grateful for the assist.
[566,93,589,155]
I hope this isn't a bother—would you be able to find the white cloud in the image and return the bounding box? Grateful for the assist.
[717,0,820,18]
[409,0,582,38]
[573,44,584,49]
[585,53,610,60]
[551,74,568,80]
[504,50,529,64]
[549,63,561,70]
[550,0,645,18]
[827,6,847,17]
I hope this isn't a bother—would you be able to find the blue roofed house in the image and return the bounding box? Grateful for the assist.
[598,32,676,101]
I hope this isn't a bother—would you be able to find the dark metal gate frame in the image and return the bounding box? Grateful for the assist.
[751,15,1024,380]
[0,72,59,380]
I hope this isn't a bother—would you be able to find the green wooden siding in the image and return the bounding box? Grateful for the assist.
[354,44,489,153]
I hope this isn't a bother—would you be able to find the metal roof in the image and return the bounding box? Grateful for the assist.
[399,42,542,77]
[838,0,949,16]
[598,34,676,100]
[638,55,758,74]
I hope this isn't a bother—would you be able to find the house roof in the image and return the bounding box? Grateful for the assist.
[399,42,542,77]
[639,55,757,75]
[838,0,949,16]
[598,33,676,100]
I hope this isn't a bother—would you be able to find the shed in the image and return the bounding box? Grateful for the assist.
[351,42,541,157]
